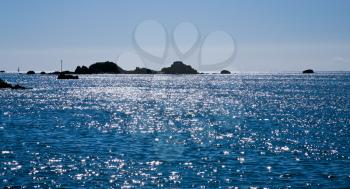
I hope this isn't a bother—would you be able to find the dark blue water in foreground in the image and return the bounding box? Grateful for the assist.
[1,73,350,188]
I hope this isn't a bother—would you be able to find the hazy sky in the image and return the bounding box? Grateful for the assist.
[0,0,350,72]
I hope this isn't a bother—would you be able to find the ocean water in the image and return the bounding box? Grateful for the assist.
[0,73,350,188]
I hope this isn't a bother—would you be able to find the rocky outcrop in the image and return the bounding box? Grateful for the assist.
[75,66,91,74]
[220,70,231,74]
[27,71,35,75]
[0,79,27,89]
[302,69,314,74]
[161,61,198,74]
[75,61,124,74]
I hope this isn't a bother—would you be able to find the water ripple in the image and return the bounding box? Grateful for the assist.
[1,73,350,188]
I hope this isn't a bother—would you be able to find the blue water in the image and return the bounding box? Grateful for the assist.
[1,73,350,188]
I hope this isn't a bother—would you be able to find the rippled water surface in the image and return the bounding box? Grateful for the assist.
[1,73,350,188]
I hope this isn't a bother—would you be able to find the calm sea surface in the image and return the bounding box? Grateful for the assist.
[1,73,350,188]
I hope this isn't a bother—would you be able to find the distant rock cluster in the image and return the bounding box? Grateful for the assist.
[4,61,234,81]
[74,61,199,75]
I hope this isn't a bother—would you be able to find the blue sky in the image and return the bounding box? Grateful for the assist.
[0,0,350,72]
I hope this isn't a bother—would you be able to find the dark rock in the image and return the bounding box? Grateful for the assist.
[302,69,314,74]
[75,66,91,74]
[57,73,79,79]
[27,71,35,75]
[220,70,231,74]
[161,61,198,74]
[74,62,124,74]
[129,67,158,74]
[75,66,81,73]
[0,79,13,88]
[0,70,5,73]
[12,84,26,90]
[40,71,46,75]
[89,61,124,74]
[0,79,27,89]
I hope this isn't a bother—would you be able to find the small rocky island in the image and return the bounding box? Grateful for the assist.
[161,61,198,74]
[75,61,124,74]
[0,79,27,89]
[303,69,314,74]
[220,70,231,74]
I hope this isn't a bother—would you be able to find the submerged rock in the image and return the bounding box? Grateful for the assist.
[57,73,79,79]
[303,69,314,74]
[161,61,198,74]
[0,79,27,89]
[220,70,231,74]
[12,84,26,89]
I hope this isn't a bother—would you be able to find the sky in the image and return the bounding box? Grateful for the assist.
[0,0,350,72]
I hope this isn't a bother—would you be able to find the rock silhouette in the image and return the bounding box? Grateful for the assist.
[75,62,124,74]
[75,66,91,74]
[220,70,231,74]
[27,71,35,75]
[128,67,158,74]
[303,69,314,74]
[90,61,124,74]
[161,61,198,74]
[40,72,46,75]
[0,70,5,73]
[0,79,27,89]
[74,61,198,75]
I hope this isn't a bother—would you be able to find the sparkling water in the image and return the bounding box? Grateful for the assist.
[1,73,350,188]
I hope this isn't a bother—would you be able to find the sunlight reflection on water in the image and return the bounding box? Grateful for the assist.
[0,73,350,188]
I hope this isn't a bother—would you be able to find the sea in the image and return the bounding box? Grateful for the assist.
[1,73,350,188]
